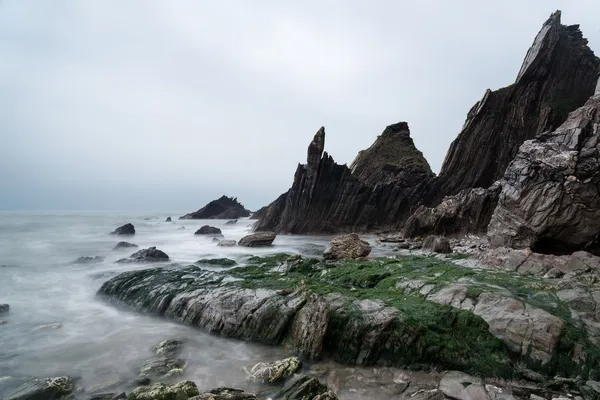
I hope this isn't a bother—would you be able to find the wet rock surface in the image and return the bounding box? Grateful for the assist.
[422,236,452,254]
[0,304,9,314]
[72,256,105,264]
[5,376,73,400]
[110,223,135,236]
[323,234,371,260]
[128,380,199,400]
[238,232,276,247]
[116,247,169,263]
[180,196,250,220]
[194,225,222,235]
[246,356,301,384]
[190,388,256,400]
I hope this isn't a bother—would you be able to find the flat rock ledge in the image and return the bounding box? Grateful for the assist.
[97,253,600,381]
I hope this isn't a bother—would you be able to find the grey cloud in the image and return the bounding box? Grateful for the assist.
[1,0,599,211]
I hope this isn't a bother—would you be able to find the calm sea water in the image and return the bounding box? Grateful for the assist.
[0,212,389,397]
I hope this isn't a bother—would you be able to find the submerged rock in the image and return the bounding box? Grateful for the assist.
[217,240,237,247]
[110,223,135,235]
[191,388,256,400]
[0,304,8,314]
[139,357,187,378]
[153,339,184,357]
[323,234,371,260]
[195,258,237,267]
[116,247,169,263]
[128,381,199,400]
[194,225,222,235]
[247,357,301,384]
[225,220,238,225]
[165,217,172,222]
[180,196,250,220]
[113,241,138,250]
[5,376,73,400]
[238,232,276,247]
[488,94,600,255]
[276,376,336,400]
[422,236,452,254]
[72,256,105,264]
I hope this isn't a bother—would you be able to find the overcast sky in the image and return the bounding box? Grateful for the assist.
[1,1,599,212]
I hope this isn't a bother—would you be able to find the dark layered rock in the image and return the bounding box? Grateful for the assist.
[250,206,268,220]
[254,125,433,233]
[194,225,222,235]
[238,232,276,247]
[488,94,600,255]
[72,256,105,264]
[323,234,371,260]
[438,11,600,196]
[116,247,170,263]
[192,388,257,400]
[255,11,600,235]
[113,241,138,250]
[277,377,336,400]
[110,223,135,235]
[180,196,250,220]
[225,219,238,225]
[403,185,501,238]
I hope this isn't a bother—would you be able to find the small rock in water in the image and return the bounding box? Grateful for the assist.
[238,231,276,247]
[193,388,257,400]
[225,219,238,225]
[246,356,301,384]
[195,225,222,235]
[110,223,135,235]
[90,393,127,400]
[165,217,172,222]
[323,233,371,260]
[72,256,105,264]
[128,381,199,400]
[0,304,9,314]
[0,320,7,325]
[153,339,184,357]
[139,357,187,378]
[218,240,237,247]
[113,241,138,250]
[5,376,73,400]
[33,322,62,330]
[116,247,169,263]
[195,258,237,267]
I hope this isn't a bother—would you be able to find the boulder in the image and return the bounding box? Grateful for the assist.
[246,356,301,384]
[128,381,199,400]
[194,225,222,235]
[217,240,237,247]
[488,94,600,255]
[323,234,371,260]
[180,196,250,220]
[0,304,9,314]
[238,232,276,247]
[153,339,184,357]
[139,357,186,378]
[276,376,336,400]
[72,256,104,264]
[110,223,135,235]
[113,241,138,250]
[5,376,73,400]
[165,217,172,222]
[422,236,452,254]
[116,247,169,263]
[190,388,256,400]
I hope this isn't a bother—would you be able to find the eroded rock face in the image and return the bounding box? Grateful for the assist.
[323,234,371,260]
[238,232,276,247]
[438,11,600,196]
[488,95,600,255]
[289,294,330,360]
[110,223,135,235]
[116,247,169,263]
[277,376,335,400]
[195,225,222,235]
[180,196,250,220]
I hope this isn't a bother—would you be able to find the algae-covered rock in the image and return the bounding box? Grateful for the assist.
[195,258,236,267]
[247,357,301,384]
[153,340,184,357]
[139,357,186,378]
[190,388,256,400]
[5,376,73,400]
[276,376,335,400]
[323,234,371,260]
[128,381,199,400]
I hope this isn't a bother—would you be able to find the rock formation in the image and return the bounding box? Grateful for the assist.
[238,231,276,247]
[322,234,372,260]
[438,10,600,196]
[254,11,600,237]
[180,196,250,220]
[116,247,170,263]
[113,241,138,250]
[110,223,135,235]
[194,225,222,235]
[488,94,600,254]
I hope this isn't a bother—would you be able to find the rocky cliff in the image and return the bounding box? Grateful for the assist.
[438,10,600,196]
[180,195,250,220]
[254,124,434,233]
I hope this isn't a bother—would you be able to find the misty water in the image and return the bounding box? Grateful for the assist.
[0,212,400,398]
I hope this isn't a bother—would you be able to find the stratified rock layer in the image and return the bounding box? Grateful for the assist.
[488,95,600,254]
[180,196,250,220]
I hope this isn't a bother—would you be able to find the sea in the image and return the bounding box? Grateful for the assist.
[0,212,398,398]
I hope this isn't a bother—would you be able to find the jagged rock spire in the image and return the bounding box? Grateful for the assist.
[516,10,562,82]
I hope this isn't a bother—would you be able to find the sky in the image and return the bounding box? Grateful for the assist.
[1,1,600,212]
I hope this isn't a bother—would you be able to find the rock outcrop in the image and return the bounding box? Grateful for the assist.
[180,196,250,220]
[116,247,170,263]
[110,223,135,235]
[254,11,600,236]
[422,236,452,254]
[194,225,222,235]
[238,232,276,247]
[488,95,600,254]
[113,241,138,250]
[438,11,600,196]
[323,234,372,260]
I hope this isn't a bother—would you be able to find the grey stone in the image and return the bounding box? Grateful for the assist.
[323,234,371,260]
[238,232,276,247]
